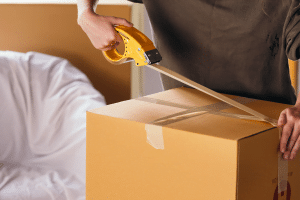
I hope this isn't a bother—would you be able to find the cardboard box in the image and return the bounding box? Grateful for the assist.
[87,87,300,200]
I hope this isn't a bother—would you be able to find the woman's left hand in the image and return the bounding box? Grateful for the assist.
[278,105,300,160]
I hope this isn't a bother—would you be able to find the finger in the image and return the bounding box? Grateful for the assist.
[88,33,114,50]
[289,136,300,160]
[110,41,120,49]
[100,39,121,51]
[287,123,300,153]
[280,121,293,154]
[100,44,115,51]
[108,16,134,27]
[277,109,287,127]
[115,31,123,44]
[282,136,292,160]
[100,46,112,51]
[100,41,120,51]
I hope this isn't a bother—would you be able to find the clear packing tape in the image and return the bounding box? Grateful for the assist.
[138,95,288,198]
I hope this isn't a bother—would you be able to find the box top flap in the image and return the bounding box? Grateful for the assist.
[89,87,290,140]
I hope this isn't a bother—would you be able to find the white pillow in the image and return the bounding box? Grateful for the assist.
[0,51,106,200]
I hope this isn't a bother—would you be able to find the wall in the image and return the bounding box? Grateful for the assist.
[0,4,132,104]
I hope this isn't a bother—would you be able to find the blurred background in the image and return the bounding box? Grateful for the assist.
[0,0,164,105]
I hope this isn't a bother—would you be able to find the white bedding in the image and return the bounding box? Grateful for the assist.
[0,51,106,199]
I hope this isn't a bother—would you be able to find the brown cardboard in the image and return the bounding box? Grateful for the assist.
[87,87,300,200]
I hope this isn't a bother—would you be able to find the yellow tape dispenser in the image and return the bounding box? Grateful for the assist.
[102,25,162,66]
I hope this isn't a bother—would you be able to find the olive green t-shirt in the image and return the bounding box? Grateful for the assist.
[128,0,300,105]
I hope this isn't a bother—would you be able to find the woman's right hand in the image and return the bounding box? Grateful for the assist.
[77,9,133,51]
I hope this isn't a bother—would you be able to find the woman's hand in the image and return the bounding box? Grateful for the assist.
[77,9,133,51]
[278,106,300,160]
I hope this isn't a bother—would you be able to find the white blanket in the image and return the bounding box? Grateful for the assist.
[0,51,106,199]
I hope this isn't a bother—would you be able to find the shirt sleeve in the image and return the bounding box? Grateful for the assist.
[285,0,300,61]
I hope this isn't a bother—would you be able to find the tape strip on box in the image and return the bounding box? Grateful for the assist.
[278,127,288,198]
[145,124,164,150]
[139,96,262,150]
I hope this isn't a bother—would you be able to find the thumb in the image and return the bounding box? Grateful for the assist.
[277,109,287,127]
[109,17,134,27]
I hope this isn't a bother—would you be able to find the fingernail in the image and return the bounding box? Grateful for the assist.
[281,148,285,153]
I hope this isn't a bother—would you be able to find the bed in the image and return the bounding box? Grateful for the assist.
[0,3,133,200]
[0,51,106,199]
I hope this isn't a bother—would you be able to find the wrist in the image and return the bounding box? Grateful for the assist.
[77,8,97,25]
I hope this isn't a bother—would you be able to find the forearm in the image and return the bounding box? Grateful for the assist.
[77,0,99,19]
